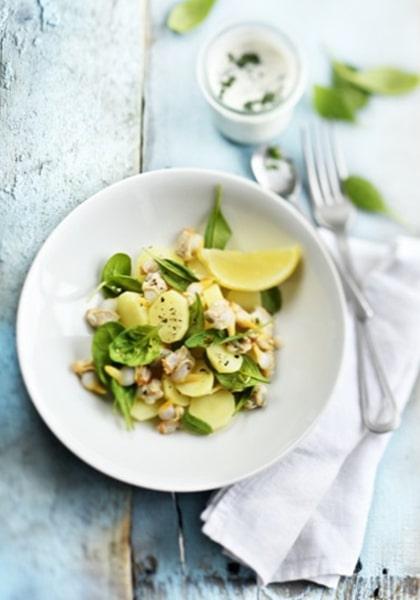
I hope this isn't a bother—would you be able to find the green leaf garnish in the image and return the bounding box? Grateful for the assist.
[109,325,162,367]
[234,387,253,414]
[332,63,371,110]
[266,145,282,160]
[313,85,356,122]
[111,379,135,429]
[333,62,420,95]
[105,275,143,295]
[187,294,204,337]
[101,253,134,297]
[216,356,269,392]
[153,256,198,292]
[204,185,232,250]
[261,287,282,315]
[92,322,124,385]
[185,328,226,349]
[167,0,217,34]
[229,52,261,68]
[182,411,213,434]
[342,175,390,215]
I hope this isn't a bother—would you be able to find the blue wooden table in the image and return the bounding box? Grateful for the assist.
[1,1,420,598]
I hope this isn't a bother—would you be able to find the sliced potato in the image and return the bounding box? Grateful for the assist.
[206,343,243,374]
[134,246,183,279]
[131,399,159,421]
[176,361,214,397]
[189,390,235,430]
[203,283,224,307]
[148,290,189,343]
[226,290,261,311]
[162,377,190,407]
[117,292,148,328]
[188,258,212,279]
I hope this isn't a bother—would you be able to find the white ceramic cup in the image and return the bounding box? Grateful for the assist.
[197,23,306,145]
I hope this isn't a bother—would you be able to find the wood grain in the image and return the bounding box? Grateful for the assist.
[0,1,145,597]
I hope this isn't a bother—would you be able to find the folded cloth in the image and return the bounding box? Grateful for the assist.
[201,235,420,588]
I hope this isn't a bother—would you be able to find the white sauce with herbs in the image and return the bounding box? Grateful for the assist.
[206,25,297,114]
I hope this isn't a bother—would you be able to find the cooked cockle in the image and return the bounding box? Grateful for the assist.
[135,365,152,385]
[252,344,275,376]
[185,281,205,304]
[157,401,185,421]
[142,271,168,302]
[251,306,273,332]
[71,359,95,375]
[175,228,204,261]
[140,256,158,275]
[157,419,180,434]
[162,346,195,383]
[231,303,255,329]
[244,385,267,410]
[226,336,253,355]
[79,371,107,395]
[104,365,136,387]
[205,299,235,331]
[85,306,119,328]
[137,378,164,405]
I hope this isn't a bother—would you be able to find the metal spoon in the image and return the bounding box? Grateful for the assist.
[251,145,300,205]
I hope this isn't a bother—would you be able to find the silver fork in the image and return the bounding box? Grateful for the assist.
[301,122,400,434]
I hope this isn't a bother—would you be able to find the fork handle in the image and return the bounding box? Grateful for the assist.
[335,232,400,433]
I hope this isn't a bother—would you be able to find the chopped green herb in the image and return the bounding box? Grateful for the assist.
[229,52,261,68]
[243,91,277,112]
[219,75,236,99]
[266,145,282,160]
[204,185,232,250]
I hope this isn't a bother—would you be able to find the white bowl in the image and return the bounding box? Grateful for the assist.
[17,169,346,492]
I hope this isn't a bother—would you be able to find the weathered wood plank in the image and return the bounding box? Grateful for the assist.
[0,1,146,597]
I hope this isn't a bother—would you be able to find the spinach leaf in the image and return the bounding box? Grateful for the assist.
[313,85,356,122]
[109,325,162,367]
[333,62,420,95]
[92,322,124,385]
[167,0,216,34]
[105,275,143,295]
[100,253,138,297]
[102,253,131,281]
[216,356,269,392]
[342,175,390,215]
[261,287,282,314]
[185,328,226,348]
[187,294,204,337]
[204,185,232,250]
[153,256,198,292]
[182,411,213,434]
[234,387,253,414]
[111,379,135,429]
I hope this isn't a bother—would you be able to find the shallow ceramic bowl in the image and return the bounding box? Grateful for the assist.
[17,169,346,492]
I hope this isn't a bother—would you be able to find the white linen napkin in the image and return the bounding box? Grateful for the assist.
[201,235,420,588]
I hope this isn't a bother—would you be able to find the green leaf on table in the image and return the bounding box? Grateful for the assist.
[261,287,282,314]
[109,325,162,367]
[167,0,217,34]
[92,322,124,385]
[332,63,371,110]
[312,85,356,122]
[182,411,213,434]
[153,256,198,292]
[204,185,232,250]
[333,61,420,95]
[342,175,390,215]
[187,293,204,337]
[111,379,135,429]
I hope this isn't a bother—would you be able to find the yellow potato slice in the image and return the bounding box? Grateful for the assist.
[202,283,224,307]
[162,377,190,407]
[189,390,235,430]
[117,292,148,328]
[176,361,214,397]
[227,290,261,311]
[148,290,189,343]
[188,258,212,280]
[206,343,243,373]
[131,399,159,421]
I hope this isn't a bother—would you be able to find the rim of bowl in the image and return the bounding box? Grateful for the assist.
[16,168,347,492]
[197,22,306,122]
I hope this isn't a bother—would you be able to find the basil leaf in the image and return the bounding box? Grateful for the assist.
[92,322,124,385]
[182,411,213,434]
[313,85,356,122]
[261,287,282,315]
[111,379,135,429]
[204,185,232,250]
[185,328,226,348]
[167,0,216,34]
[342,175,390,215]
[154,256,198,292]
[187,294,204,337]
[109,325,162,367]
[333,61,420,95]
[105,275,143,295]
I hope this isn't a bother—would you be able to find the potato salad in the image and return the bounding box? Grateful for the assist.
[72,186,301,435]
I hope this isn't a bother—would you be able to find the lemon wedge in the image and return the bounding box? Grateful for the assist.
[199,246,301,291]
